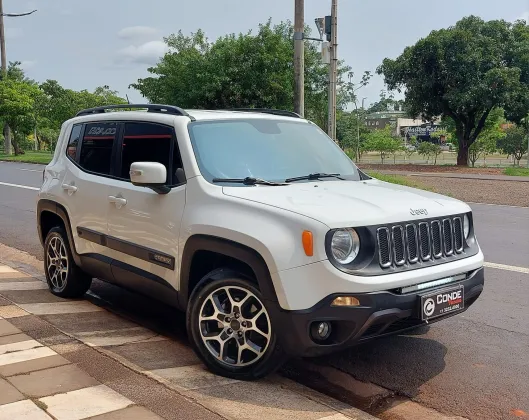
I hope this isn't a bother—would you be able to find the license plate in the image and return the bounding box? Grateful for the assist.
[420,285,465,321]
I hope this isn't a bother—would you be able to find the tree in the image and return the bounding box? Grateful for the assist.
[498,126,527,166]
[468,108,504,166]
[418,142,442,164]
[378,16,529,166]
[336,110,370,155]
[36,80,126,150]
[131,21,351,131]
[367,90,406,114]
[0,79,41,155]
[363,126,402,164]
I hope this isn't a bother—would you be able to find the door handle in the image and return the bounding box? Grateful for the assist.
[108,196,127,208]
[62,183,78,195]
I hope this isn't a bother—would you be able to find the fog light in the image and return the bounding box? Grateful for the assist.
[331,296,360,307]
[311,321,332,341]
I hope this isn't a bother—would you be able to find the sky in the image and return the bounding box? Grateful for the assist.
[6,0,529,106]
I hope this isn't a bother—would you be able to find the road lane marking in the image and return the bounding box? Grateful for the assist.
[18,168,42,172]
[484,262,529,274]
[0,181,39,191]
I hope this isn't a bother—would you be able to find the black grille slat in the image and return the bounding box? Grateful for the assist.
[377,228,391,268]
[405,224,418,263]
[392,226,405,266]
[431,221,442,258]
[418,222,431,260]
[443,219,454,256]
[453,217,463,252]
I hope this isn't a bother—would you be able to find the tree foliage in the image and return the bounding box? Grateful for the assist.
[378,16,529,166]
[417,142,442,165]
[363,126,402,164]
[0,62,126,155]
[131,20,352,130]
[336,110,370,156]
[497,126,528,166]
[367,90,406,114]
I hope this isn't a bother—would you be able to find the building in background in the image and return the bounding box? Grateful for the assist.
[365,107,442,143]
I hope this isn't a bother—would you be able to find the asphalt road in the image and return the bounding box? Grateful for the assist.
[1,160,528,420]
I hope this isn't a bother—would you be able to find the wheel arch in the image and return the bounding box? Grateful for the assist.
[179,235,279,311]
[37,199,81,266]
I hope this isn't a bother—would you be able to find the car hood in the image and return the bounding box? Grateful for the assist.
[222,179,471,229]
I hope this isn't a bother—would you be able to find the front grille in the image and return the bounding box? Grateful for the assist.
[377,215,465,268]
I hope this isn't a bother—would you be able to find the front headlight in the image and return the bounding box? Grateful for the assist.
[330,228,361,264]
[463,214,470,239]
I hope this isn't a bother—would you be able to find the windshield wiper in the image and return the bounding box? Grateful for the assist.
[285,173,344,183]
[212,177,287,186]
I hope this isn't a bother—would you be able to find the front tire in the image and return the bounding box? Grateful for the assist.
[44,227,92,298]
[187,271,286,380]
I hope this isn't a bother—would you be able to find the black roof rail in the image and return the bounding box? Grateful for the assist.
[75,104,194,120]
[230,108,302,119]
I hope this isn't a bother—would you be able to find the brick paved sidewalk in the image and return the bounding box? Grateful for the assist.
[0,264,377,420]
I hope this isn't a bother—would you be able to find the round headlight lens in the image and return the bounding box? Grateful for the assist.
[330,228,360,264]
[463,214,470,239]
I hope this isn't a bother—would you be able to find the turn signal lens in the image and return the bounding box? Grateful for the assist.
[331,296,360,307]
[302,230,313,256]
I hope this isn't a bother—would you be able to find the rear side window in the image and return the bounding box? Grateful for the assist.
[120,122,180,184]
[66,125,82,161]
[79,122,118,175]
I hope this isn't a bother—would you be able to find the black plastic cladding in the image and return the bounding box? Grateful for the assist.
[325,212,478,277]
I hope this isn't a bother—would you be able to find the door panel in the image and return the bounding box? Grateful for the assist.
[105,121,186,291]
[62,122,119,258]
[106,180,186,289]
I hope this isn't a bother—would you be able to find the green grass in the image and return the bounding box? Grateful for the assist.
[366,171,443,194]
[503,167,529,177]
[0,151,52,164]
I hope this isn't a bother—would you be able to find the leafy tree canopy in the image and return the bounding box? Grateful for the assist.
[377,16,529,165]
[131,20,352,130]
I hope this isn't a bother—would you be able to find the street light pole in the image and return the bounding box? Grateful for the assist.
[294,0,305,117]
[0,1,37,155]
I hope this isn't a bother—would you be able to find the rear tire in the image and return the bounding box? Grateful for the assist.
[187,270,286,380]
[44,227,92,298]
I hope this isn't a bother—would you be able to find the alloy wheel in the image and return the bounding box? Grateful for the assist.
[46,236,69,291]
[198,285,271,367]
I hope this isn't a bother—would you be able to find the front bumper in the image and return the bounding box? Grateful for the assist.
[267,267,484,357]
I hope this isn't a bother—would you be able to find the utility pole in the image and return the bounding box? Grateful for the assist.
[0,0,9,155]
[0,2,37,155]
[327,0,338,141]
[294,0,305,117]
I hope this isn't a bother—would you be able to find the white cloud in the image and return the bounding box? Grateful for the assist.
[118,26,159,40]
[117,40,168,65]
[20,60,36,70]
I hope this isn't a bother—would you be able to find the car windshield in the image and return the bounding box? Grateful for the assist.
[188,119,361,184]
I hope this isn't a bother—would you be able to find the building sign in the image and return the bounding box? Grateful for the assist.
[404,124,443,143]
[404,125,441,137]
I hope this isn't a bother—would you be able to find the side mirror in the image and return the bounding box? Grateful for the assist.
[130,162,169,194]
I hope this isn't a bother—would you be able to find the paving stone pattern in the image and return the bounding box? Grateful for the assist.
[0,263,377,420]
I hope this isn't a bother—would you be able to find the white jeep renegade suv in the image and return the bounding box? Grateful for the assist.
[37,104,485,380]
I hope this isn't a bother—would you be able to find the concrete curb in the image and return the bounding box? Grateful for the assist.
[283,360,469,420]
